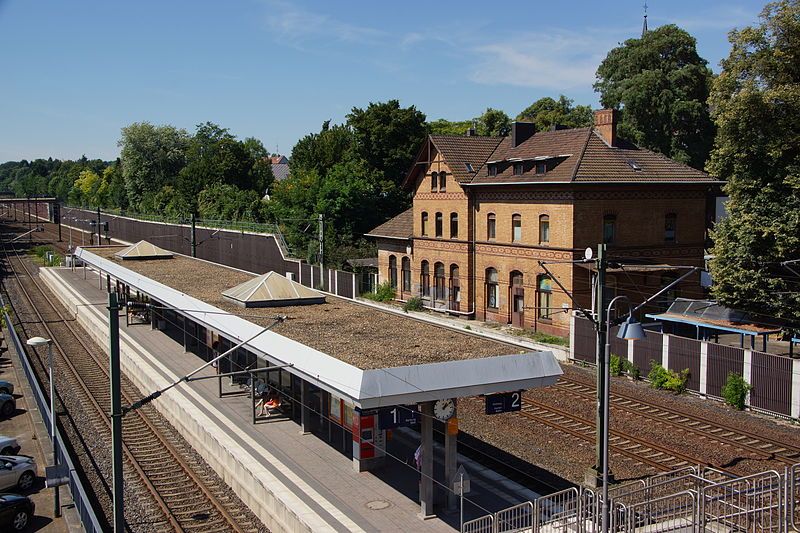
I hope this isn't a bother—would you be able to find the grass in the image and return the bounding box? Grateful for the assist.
[511,328,570,347]
[30,245,62,267]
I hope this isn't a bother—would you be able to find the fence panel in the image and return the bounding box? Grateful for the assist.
[609,325,628,361]
[750,350,793,416]
[462,514,493,533]
[702,470,784,532]
[632,330,663,376]
[624,491,696,532]
[573,317,596,364]
[666,335,701,392]
[706,343,745,399]
[336,270,354,299]
[495,501,533,532]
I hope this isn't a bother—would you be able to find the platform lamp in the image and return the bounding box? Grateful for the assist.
[26,336,60,518]
[601,297,645,533]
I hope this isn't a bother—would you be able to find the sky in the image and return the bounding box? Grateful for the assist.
[0,0,767,162]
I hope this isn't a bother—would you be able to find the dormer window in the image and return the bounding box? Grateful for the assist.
[465,162,474,173]
[626,159,642,171]
[536,161,547,175]
[488,164,497,177]
[513,162,524,176]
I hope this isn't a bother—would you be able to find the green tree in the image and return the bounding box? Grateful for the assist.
[516,95,593,131]
[475,108,511,136]
[708,0,800,320]
[428,119,474,136]
[594,25,715,168]
[346,100,428,183]
[118,122,189,209]
[290,121,355,177]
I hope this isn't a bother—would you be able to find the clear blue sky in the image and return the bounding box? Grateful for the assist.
[0,0,766,162]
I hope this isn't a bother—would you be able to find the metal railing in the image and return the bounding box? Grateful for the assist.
[463,462,800,533]
[1,294,104,532]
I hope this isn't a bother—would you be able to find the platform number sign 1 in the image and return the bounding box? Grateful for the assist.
[484,390,523,415]
[378,405,420,429]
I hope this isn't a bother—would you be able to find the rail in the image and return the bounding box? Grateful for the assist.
[0,292,104,533]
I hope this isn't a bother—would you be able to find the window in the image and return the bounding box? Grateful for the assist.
[603,214,616,244]
[430,172,438,192]
[665,213,677,242]
[421,212,428,236]
[388,255,397,289]
[401,256,411,292]
[539,215,550,244]
[486,268,499,309]
[450,212,459,239]
[661,274,679,309]
[465,162,474,173]
[487,213,496,240]
[420,261,430,297]
[536,161,547,175]
[434,262,445,301]
[513,162,524,175]
[435,212,443,238]
[512,214,522,243]
[450,264,461,304]
[488,164,497,177]
[538,275,552,319]
[439,172,446,191]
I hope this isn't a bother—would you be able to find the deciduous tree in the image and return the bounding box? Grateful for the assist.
[516,95,593,131]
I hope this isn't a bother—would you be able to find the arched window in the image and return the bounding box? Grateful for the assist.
[486,268,499,309]
[539,214,550,244]
[435,212,443,238]
[512,213,522,243]
[434,262,445,301]
[450,264,461,305]
[603,214,616,244]
[450,212,459,239]
[401,257,411,292]
[665,213,677,242]
[388,255,397,289]
[439,171,446,191]
[487,213,496,240]
[538,275,552,319]
[421,211,428,236]
[420,261,430,297]
[430,172,438,192]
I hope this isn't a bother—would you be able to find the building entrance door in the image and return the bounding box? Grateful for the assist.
[510,271,524,327]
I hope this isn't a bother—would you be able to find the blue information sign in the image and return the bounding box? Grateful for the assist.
[484,391,523,415]
[377,405,420,429]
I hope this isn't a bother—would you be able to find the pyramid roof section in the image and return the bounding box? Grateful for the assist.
[222,271,326,307]
[114,240,173,260]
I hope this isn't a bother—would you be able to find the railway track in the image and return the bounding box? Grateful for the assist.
[553,376,800,466]
[1,241,262,532]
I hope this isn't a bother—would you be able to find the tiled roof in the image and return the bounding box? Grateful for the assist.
[365,208,413,240]
[272,163,290,181]
[469,128,716,185]
[430,135,504,183]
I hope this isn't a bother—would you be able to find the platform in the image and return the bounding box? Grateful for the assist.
[43,266,546,532]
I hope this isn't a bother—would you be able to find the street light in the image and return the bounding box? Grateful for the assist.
[26,336,60,518]
[601,296,645,533]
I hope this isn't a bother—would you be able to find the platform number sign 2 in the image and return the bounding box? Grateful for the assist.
[484,391,523,415]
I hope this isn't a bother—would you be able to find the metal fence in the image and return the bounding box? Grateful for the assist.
[1,294,104,532]
[464,462,800,533]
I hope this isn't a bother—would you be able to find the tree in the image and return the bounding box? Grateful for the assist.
[475,108,511,137]
[346,100,428,183]
[594,25,715,169]
[118,122,189,209]
[516,95,593,131]
[290,121,355,177]
[428,119,474,136]
[708,0,800,321]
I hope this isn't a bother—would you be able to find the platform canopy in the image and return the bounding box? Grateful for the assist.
[115,240,173,260]
[222,271,325,307]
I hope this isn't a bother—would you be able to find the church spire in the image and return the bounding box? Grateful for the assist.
[642,2,649,37]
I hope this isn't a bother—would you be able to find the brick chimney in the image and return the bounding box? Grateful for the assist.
[511,121,536,148]
[594,109,617,147]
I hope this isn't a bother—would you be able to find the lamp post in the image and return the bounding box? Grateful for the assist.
[600,296,645,533]
[26,336,60,518]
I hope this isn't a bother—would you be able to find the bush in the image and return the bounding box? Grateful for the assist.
[403,296,424,312]
[721,372,752,410]
[648,361,689,394]
[610,354,624,376]
[624,359,641,380]
[30,245,62,267]
[361,281,395,303]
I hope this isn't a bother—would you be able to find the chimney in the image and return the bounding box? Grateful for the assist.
[466,126,476,136]
[511,121,536,148]
[594,109,617,147]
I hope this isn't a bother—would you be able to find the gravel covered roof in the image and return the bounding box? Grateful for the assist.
[92,247,520,369]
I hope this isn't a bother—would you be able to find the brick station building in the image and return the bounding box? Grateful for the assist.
[367,110,721,336]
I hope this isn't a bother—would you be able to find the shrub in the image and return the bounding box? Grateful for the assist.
[30,245,62,267]
[648,361,689,393]
[721,372,752,410]
[609,354,624,376]
[464,325,472,331]
[624,359,641,380]
[403,296,423,312]
[361,281,395,302]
